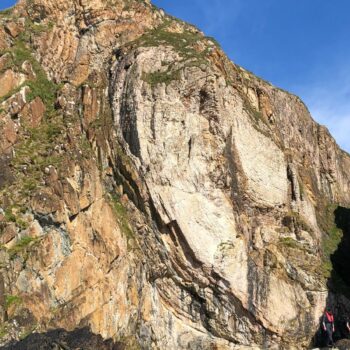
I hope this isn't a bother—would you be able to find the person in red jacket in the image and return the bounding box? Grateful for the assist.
[322,308,335,347]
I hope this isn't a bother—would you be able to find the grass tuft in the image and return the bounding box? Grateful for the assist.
[279,237,300,249]
[131,21,212,86]
[5,295,22,309]
[110,194,135,249]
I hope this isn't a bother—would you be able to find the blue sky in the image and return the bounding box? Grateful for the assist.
[0,0,15,10]
[1,0,349,152]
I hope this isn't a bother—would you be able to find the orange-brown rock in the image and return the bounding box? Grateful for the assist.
[0,223,17,245]
[30,190,62,216]
[0,28,8,51]
[0,53,11,72]
[70,56,90,87]
[25,220,43,238]
[258,89,274,122]
[82,85,99,127]
[0,115,17,153]
[0,1,350,349]
[1,87,29,116]
[20,96,46,127]
[0,70,25,98]
[4,21,24,38]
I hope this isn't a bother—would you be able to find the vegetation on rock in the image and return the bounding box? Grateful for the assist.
[110,194,135,249]
[1,1,350,349]
[136,21,218,86]
[5,294,22,310]
[318,204,344,277]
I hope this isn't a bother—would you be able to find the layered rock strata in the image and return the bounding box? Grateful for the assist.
[0,0,349,349]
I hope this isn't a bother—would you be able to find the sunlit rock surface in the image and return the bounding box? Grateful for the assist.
[0,0,350,349]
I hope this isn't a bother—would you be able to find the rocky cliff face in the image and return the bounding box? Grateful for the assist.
[0,0,350,349]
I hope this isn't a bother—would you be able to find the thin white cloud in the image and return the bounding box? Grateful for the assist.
[311,108,350,153]
[297,62,350,153]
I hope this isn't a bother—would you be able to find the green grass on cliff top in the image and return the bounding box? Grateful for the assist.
[134,20,218,86]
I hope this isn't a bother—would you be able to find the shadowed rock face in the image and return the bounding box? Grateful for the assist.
[331,207,350,287]
[2,327,124,350]
[0,0,350,349]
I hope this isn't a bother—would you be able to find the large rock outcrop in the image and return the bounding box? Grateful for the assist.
[0,0,349,349]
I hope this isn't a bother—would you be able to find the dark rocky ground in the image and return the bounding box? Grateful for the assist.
[1,327,126,350]
[334,339,350,350]
[3,330,350,349]
[315,339,350,350]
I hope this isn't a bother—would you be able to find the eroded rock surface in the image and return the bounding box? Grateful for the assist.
[0,0,350,349]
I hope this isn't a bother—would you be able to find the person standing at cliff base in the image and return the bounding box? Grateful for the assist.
[323,308,335,347]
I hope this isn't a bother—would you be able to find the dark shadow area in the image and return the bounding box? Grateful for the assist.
[313,206,350,348]
[329,207,350,343]
[2,327,127,350]
[330,206,350,293]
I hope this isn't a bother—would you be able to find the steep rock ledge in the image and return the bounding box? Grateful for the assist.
[0,0,349,349]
